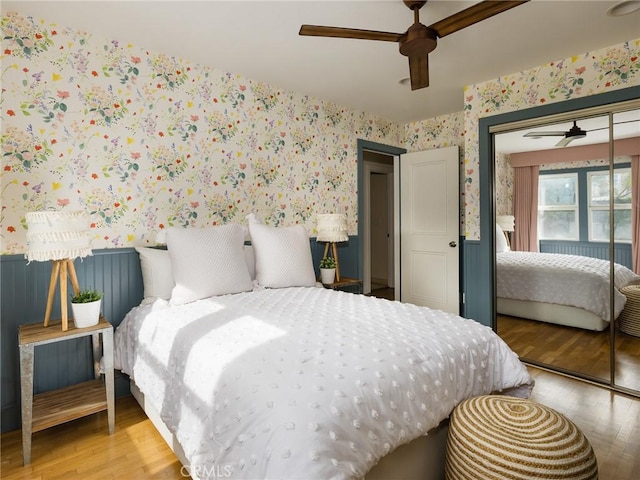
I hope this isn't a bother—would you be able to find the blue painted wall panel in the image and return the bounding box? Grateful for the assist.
[461,240,489,326]
[539,241,633,269]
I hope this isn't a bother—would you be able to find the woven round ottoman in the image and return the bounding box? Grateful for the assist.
[445,395,598,480]
[619,284,640,337]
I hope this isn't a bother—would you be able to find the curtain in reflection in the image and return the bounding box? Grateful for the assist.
[512,165,539,252]
[632,155,639,273]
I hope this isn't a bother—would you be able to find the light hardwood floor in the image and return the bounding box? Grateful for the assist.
[2,367,639,480]
[498,314,640,391]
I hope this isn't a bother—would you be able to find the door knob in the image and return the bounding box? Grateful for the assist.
[449,241,457,248]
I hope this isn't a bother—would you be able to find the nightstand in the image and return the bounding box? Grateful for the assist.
[19,316,115,465]
[321,276,363,294]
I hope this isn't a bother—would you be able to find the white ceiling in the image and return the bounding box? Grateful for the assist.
[6,1,640,124]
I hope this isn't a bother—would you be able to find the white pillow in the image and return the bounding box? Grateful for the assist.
[135,247,175,301]
[166,224,253,305]
[496,223,510,253]
[247,217,316,288]
[243,245,256,280]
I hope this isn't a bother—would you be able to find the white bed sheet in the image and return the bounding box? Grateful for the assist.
[115,286,533,480]
[496,251,640,322]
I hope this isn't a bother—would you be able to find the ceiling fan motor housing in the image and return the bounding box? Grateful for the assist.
[403,0,427,10]
[399,23,437,57]
[567,123,587,138]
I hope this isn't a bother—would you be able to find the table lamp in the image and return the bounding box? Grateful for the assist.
[316,213,348,282]
[496,215,515,248]
[25,211,93,331]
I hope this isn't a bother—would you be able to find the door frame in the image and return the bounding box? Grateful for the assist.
[357,140,406,295]
[363,161,395,294]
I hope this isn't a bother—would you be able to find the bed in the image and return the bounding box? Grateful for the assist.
[496,250,640,331]
[115,220,534,480]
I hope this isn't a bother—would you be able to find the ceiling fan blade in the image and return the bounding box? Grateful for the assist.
[429,0,530,38]
[555,136,575,147]
[588,119,640,132]
[409,54,429,90]
[523,131,566,138]
[299,25,402,42]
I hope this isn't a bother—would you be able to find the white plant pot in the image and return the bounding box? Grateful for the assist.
[320,268,336,284]
[71,299,101,328]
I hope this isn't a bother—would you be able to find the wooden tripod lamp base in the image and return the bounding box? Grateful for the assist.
[322,242,342,282]
[44,259,81,331]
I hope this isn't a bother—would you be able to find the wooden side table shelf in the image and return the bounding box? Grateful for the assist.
[321,276,363,294]
[19,316,115,465]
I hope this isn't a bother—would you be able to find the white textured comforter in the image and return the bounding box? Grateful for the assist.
[497,251,640,321]
[115,287,533,480]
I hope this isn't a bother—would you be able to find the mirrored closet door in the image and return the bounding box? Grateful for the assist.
[493,101,640,395]
[612,108,640,393]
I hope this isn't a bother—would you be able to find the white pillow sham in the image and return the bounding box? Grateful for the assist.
[135,244,256,304]
[166,224,253,305]
[135,247,175,301]
[247,214,316,288]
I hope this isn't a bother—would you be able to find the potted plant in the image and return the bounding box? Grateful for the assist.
[319,256,337,284]
[71,289,103,328]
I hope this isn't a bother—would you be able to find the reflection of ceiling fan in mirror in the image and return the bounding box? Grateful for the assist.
[523,119,639,148]
[523,121,587,147]
[298,0,530,91]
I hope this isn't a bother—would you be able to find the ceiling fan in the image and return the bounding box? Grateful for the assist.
[524,121,588,147]
[298,0,530,91]
[523,119,639,147]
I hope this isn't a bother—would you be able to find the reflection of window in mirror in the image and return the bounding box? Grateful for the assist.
[588,168,632,242]
[538,172,579,241]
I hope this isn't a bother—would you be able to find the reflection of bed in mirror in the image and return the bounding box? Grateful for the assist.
[496,249,640,331]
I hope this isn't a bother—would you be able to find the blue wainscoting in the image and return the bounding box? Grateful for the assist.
[311,236,359,280]
[461,240,490,327]
[1,237,361,433]
[539,241,633,269]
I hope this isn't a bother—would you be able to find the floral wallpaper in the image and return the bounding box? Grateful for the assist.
[404,112,464,153]
[462,39,640,240]
[541,156,632,172]
[0,11,404,254]
[495,152,513,217]
[1,10,638,254]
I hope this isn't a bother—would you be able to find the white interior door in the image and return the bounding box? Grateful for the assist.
[400,146,459,314]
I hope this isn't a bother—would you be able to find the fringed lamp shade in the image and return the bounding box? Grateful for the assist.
[316,214,348,242]
[316,214,348,281]
[26,211,93,262]
[25,211,92,331]
[496,215,515,233]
